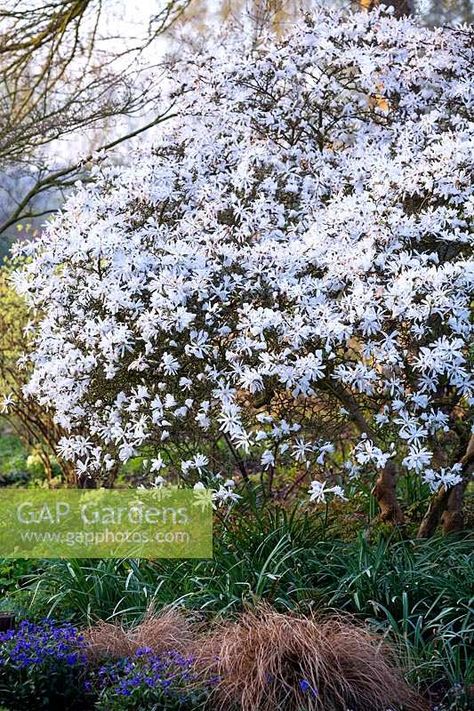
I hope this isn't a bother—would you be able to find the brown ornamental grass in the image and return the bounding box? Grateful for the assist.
[82,607,194,662]
[81,604,426,710]
[193,605,428,711]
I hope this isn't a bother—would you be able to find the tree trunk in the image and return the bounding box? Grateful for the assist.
[441,481,466,534]
[324,381,404,525]
[418,434,474,538]
[78,475,97,489]
[373,459,405,524]
[442,434,474,534]
[358,0,414,18]
[417,485,450,538]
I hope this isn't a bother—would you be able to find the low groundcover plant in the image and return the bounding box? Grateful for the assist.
[0,619,92,710]
[92,647,212,710]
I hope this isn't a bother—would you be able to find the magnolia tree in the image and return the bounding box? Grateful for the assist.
[14,8,473,535]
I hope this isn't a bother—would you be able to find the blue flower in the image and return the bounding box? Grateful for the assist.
[92,646,215,705]
[299,679,319,697]
[135,646,153,657]
[0,620,86,670]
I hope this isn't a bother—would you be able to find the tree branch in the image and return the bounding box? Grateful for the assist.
[0,105,178,237]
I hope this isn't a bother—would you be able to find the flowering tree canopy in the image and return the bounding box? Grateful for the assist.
[14,8,474,533]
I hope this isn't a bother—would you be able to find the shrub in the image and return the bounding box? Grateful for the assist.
[15,7,474,531]
[194,605,427,711]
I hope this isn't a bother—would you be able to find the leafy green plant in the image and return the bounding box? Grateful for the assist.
[0,559,40,597]
[0,435,30,487]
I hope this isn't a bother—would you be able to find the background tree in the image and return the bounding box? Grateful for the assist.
[0,0,191,245]
[421,0,473,25]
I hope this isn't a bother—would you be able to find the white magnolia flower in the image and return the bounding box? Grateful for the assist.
[261,450,275,469]
[1,393,14,413]
[14,8,473,500]
[308,480,347,504]
[192,482,214,511]
[212,484,242,507]
[402,445,432,473]
[150,455,166,472]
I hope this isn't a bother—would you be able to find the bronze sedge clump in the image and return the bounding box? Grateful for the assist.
[194,606,427,711]
[82,608,194,662]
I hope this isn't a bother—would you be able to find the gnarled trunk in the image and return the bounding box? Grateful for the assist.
[325,381,404,525]
[418,434,474,538]
[373,459,404,524]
